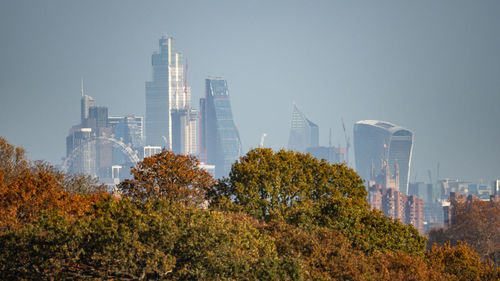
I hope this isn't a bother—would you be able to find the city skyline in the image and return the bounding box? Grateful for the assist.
[1,1,500,182]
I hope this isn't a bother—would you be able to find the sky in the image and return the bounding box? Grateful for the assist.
[0,0,499,183]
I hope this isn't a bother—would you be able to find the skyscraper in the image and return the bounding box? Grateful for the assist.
[287,104,319,152]
[145,35,192,149]
[199,78,241,178]
[354,120,413,194]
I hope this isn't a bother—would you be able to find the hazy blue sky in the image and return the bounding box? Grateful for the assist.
[1,0,499,182]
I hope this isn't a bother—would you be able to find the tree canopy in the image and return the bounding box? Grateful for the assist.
[1,138,499,280]
[209,148,425,255]
[118,149,214,206]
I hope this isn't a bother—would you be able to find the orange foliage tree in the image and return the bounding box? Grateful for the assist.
[118,149,215,206]
[0,137,105,230]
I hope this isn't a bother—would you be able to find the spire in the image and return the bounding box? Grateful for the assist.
[81,78,84,97]
[329,128,332,148]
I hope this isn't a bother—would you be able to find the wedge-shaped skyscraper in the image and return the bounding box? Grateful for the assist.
[199,78,241,178]
[353,120,413,194]
[287,104,319,152]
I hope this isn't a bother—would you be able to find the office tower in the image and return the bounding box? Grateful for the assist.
[66,127,96,175]
[287,104,319,152]
[80,81,95,123]
[108,115,144,149]
[145,35,192,148]
[493,180,500,196]
[108,115,144,167]
[171,108,198,155]
[199,78,241,178]
[354,120,413,194]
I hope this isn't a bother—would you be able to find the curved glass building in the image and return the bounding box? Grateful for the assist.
[354,120,413,194]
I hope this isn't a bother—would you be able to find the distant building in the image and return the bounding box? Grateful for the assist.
[306,146,346,164]
[409,181,442,226]
[145,35,194,149]
[199,78,241,178]
[65,86,141,181]
[492,180,500,196]
[287,104,319,152]
[171,108,198,155]
[108,116,144,149]
[142,145,162,159]
[354,120,413,194]
[368,183,424,233]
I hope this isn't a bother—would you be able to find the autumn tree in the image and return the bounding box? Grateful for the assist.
[0,137,28,184]
[425,242,500,281]
[118,150,214,206]
[429,197,500,264]
[0,138,106,230]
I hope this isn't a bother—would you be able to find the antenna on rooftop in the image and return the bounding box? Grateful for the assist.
[329,128,332,148]
[260,133,267,148]
[81,78,84,97]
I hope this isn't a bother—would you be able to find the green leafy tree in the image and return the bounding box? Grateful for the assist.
[210,148,425,255]
[0,197,302,280]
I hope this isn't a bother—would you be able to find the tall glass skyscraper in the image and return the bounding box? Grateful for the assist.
[145,35,192,149]
[353,120,414,194]
[287,104,319,152]
[200,78,241,178]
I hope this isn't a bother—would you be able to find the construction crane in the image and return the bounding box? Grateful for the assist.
[341,117,351,166]
[259,133,267,148]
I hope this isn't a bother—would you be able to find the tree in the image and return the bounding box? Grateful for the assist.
[0,198,302,280]
[210,148,425,255]
[428,197,500,264]
[210,148,367,221]
[118,150,215,206]
[0,137,28,184]
[426,242,500,281]
[0,138,106,231]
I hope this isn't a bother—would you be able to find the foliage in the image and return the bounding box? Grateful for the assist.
[210,148,425,255]
[426,242,500,281]
[63,173,107,194]
[119,149,214,206]
[429,198,500,265]
[0,137,29,184]
[210,148,367,221]
[262,220,375,280]
[0,139,105,231]
[0,197,302,280]
[1,138,499,280]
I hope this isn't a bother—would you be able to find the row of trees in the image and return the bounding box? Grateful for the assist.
[0,137,498,280]
[429,196,500,265]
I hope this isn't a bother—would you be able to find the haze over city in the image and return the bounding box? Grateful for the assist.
[1,0,499,182]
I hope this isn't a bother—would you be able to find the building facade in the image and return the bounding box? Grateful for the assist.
[145,35,194,150]
[287,104,319,152]
[199,78,241,178]
[368,183,424,233]
[354,120,413,194]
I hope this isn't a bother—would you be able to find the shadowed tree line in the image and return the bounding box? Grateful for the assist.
[0,137,498,280]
